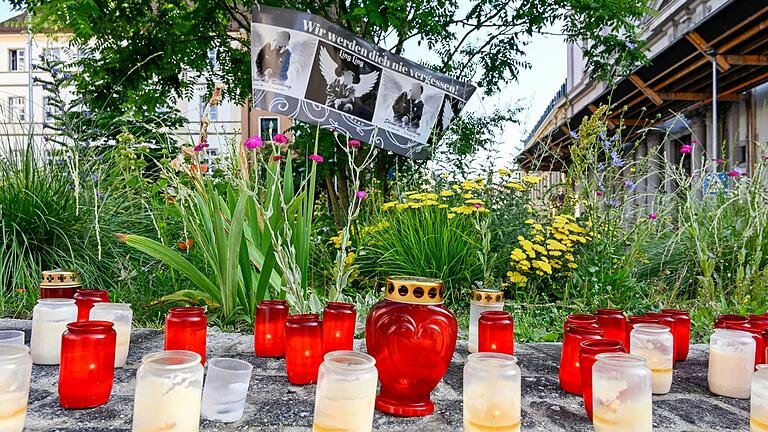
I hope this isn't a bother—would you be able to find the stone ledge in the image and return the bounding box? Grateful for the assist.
[0,318,749,431]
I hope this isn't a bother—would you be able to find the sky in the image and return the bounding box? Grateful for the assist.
[0,1,567,163]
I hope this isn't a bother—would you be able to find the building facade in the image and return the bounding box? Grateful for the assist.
[520,0,768,195]
[0,13,291,156]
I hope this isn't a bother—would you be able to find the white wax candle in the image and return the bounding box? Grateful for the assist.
[630,347,673,394]
[113,323,131,368]
[132,375,202,432]
[30,321,69,365]
[593,377,652,432]
[0,392,28,432]
[709,349,753,398]
[463,381,521,432]
[313,377,376,432]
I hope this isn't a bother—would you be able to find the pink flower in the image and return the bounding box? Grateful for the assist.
[680,145,692,154]
[595,191,605,197]
[272,155,283,161]
[648,213,657,220]
[273,134,288,144]
[309,154,324,163]
[348,139,361,148]
[244,135,263,150]
[356,190,367,199]
[727,170,740,177]
[194,142,209,152]
[716,159,724,164]
[473,203,483,209]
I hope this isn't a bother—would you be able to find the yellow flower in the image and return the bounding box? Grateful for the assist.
[510,248,527,261]
[345,252,356,266]
[438,204,448,209]
[533,234,544,242]
[452,185,461,191]
[522,176,541,184]
[524,219,535,224]
[498,168,512,176]
[630,167,636,173]
[465,199,483,204]
[506,182,527,192]
[440,173,450,179]
[330,236,341,248]
[448,213,456,219]
[549,251,563,256]
[382,201,397,210]
[404,191,416,196]
[568,262,578,269]
[396,203,409,210]
[532,224,543,231]
[533,260,552,274]
[546,239,568,251]
[565,253,575,261]
[462,193,473,199]
[532,244,548,255]
[439,190,455,197]
[507,271,527,285]
[422,200,439,206]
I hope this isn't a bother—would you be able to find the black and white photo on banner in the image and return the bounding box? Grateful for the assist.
[371,70,443,143]
[251,24,316,98]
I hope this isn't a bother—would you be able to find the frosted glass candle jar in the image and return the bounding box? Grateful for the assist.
[132,350,204,432]
[312,351,378,432]
[30,298,78,365]
[0,331,24,346]
[201,358,253,422]
[90,303,133,367]
[708,328,755,399]
[629,323,674,394]
[468,289,504,353]
[463,352,521,432]
[592,353,652,432]
[0,345,33,432]
[164,307,207,365]
[58,321,116,409]
[752,365,768,432]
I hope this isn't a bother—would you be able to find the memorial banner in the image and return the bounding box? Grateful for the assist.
[251,5,476,159]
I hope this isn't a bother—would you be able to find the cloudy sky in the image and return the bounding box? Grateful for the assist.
[0,1,567,164]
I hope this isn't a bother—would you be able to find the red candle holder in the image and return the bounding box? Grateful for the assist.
[366,277,457,417]
[579,338,623,420]
[645,312,678,361]
[254,300,289,357]
[661,309,691,361]
[559,324,603,395]
[322,302,356,354]
[722,323,764,367]
[285,314,323,385]
[73,289,110,321]
[39,269,81,299]
[763,329,768,367]
[626,316,657,347]
[478,311,514,355]
[595,308,626,347]
[749,315,768,330]
[164,306,207,364]
[58,321,116,408]
[715,314,748,328]
[564,314,598,332]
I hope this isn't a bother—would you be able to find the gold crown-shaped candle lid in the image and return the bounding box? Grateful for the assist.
[40,269,81,287]
[470,289,504,305]
[385,276,445,305]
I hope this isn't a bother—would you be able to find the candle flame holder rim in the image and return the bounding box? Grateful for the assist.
[207,357,254,373]
[0,343,29,360]
[580,338,623,354]
[567,324,604,336]
[632,323,671,333]
[38,298,76,305]
[66,320,115,333]
[286,313,321,325]
[713,327,754,339]
[467,351,517,366]
[91,302,132,310]
[660,308,689,316]
[595,352,647,366]
[167,306,206,315]
[142,350,202,369]
[323,350,376,369]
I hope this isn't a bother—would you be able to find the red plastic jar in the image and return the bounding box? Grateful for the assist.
[661,309,691,361]
[749,315,768,330]
[284,314,323,385]
[164,307,207,364]
[763,329,768,367]
[564,314,598,332]
[254,300,289,357]
[58,321,116,408]
[39,269,81,299]
[715,314,749,328]
[626,316,657,347]
[559,324,603,395]
[73,289,110,321]
[645,312,678,361]
[322,302,356,354]
[595,309,626,347]
[366,277,457,417]
[478,311,514,355]
[579,338,623,420]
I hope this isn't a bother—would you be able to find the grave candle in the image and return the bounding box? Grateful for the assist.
[752,364,768,432]
[592,353,652,432]
[312,351,378,432]
[164,307,207,365]
[579,339,624,420]
[661,309,691,361]
[58,321,116,408]
[478,311,514,355]
[629,323,674,394]
[30,298,78,365]
[322,302,356,354]
[708,328,755,399]
[73,289,110,321]
[254,300,289,357]
[468,289,504,353]
[560,324,603,395]
[0,344,33,432]
[285,314,323,385]
[90,303,133,367]
[595,308,626,347]
[463,352,521,432]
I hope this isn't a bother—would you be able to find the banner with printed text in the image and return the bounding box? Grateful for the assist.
[251,6,476,159]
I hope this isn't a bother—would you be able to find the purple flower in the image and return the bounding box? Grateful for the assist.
[95,190,103,198]
[273,134,288,144]
[648,213,657,220]
[308,154,324,163]
[272,155,283,161]
[727,170,740,177]
[597,163,606,172]
[595,191,605,197]
[348,139,361,148]
[91,174,99,183]
[611,151,624,167]
[194,142,209,152]
[716,159,724,164]
[569,130,579,140]
[605,198,617,207]
[356,190,367,199]
[625,40,637,49]
[244,135,263,150]
[680,145,692,154]
[473,203,483,209]
[624,179,636,191]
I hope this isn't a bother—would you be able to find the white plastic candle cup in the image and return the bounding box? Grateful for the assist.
[709,328,755,399]
[629,323,674,394]
[752,364,768,431]
[0,344,33,432]
[200,358,253,422]
[30,298,78,365]
[463,352,521,432]
[0,331,25,346]
[90,303,133,367]
[592,352,653,432]
[312,351,378,432]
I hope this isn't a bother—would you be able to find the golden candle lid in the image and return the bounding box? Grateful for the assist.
[470,289,504,305]
[385,276,445,305]
[40,269,81,287]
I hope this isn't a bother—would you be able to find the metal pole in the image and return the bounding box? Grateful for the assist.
[710,50,718,168]
[27,10,34,133]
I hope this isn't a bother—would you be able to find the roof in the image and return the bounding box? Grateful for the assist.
[519,0,768,170]
[0,12,28,33]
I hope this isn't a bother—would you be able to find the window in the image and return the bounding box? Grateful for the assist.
[259,117,279,141]
[44,48,62,61]
[43,97,60,123]
[8,97,26,121]
[9,49,25,71]
[207,49,218,69]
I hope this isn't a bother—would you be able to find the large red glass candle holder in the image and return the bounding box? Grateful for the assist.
[322,302,356,354]
[661,309,691,361]
[73,289,110,321]
[564,314,598,332]
[285,314,323,385]
[595,308,626,347]
[645,312,678,361]
[478,311,514,355]
[560,324,603,395]
[254,300,289,357]
[366,277,457,417]
[579,338,623,420]
[58,321,116,408]
[164,306,207,364]
[39,269,81,299]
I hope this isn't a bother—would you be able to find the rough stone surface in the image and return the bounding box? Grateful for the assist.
[1,318,750,431]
